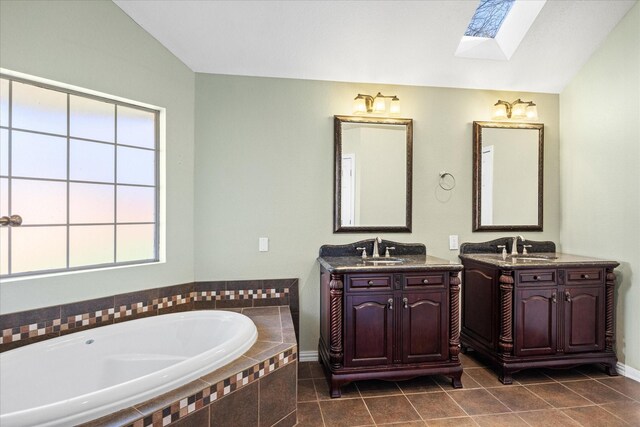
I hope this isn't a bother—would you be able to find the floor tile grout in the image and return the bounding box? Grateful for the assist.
[298,358,639,427]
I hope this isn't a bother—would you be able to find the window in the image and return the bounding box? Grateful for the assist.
[465,0,515,39]
[0,73,160,278]
[455,0,546,61]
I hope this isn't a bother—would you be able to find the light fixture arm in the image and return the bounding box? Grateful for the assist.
[354,92,400,114]
[494,98,536,119]
[355,94,375,113]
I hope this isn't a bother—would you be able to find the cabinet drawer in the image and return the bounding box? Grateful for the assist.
[518,270,556,285]
[404,273,445,289]
[565,268,603,285]
[347,274,393,292]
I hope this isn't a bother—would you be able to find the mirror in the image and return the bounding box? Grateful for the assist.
[473,121,543,231]
[334,115,412,233]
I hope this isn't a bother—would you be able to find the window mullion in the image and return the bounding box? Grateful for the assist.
[7,79,13,275]
[114,105,118,264]
[66,93,71,269]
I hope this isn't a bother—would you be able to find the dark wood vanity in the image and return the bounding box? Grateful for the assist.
[459,238,619,384]
[318,239,463,397]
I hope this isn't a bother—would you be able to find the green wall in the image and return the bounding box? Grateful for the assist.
[193,74,560,352]
[0,0,195,312]
[560,2,640,372]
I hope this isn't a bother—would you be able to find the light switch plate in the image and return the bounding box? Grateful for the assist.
[449,235,459,250]
[259,237,269,252]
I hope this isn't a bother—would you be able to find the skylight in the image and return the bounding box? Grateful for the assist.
[465,0,515,39]
[455,0,546,61]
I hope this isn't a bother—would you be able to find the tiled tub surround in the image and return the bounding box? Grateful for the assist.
[0,279,298,426]
[82,306,297,427]
[0,278,298,352]
[1,310,259,426]
[1,306,297,427]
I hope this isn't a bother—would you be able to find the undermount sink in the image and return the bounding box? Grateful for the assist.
[508,254,558,262]
[363,257,404,264]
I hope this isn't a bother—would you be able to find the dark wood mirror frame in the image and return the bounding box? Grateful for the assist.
[472,121,544,232]
[334,115,413,233]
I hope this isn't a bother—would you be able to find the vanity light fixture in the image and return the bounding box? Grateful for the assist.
[492,99,538,120]
[353,92,400,115]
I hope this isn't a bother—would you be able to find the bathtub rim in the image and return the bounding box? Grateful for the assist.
[0,310,258,427]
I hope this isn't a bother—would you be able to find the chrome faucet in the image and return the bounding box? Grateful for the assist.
[511,235,525,255]
[372,237,382,258]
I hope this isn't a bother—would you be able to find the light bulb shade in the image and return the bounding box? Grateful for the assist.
[492,103,507,119]
[373,94,386,113]
[525,104,538,120]
[512,102,527,118]
[353,96,367,114]
[390,97,400,114]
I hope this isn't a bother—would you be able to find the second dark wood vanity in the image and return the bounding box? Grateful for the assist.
[459,238,619,384]
[318,239,463,397]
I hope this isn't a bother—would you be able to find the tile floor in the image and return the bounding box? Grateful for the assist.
[297,353,640,426]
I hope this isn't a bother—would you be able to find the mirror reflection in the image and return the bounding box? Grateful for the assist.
[473,121,543,231]
[334,116,412,233]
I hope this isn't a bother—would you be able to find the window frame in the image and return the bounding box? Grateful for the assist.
[0,69,164,280]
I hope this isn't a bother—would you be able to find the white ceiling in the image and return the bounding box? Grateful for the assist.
[113,0,636,94]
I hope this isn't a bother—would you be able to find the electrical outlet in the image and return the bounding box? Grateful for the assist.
[449,235,459,250]
[259,237,269,252]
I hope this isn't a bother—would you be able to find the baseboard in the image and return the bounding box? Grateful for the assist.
[299,351,319,362]
[617,362,640,382]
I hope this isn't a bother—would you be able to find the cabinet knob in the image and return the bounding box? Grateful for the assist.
[368,280,374,286]
[565,291,572,303]
[533,275,539,280]
[582,274,590,279]
[388,298,393,310]
[551,292,557,304]
[403,297,408,309]
[422,279,429,284]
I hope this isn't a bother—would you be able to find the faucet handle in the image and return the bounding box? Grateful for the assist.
[497,245,507,258]
[385,247,396,258]
[356,247,367,259]
[523,244,532,255]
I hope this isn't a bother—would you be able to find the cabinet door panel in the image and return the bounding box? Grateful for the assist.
[564,286,604,353]
[402,291,448,363]
[462,268,495,348]
[345,294,393,367]
[515,288,557,356]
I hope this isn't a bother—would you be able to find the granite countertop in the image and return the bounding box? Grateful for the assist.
[459,252,619,269]
[318,254,463,273]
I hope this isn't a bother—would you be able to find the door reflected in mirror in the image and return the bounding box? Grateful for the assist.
[473,121,543,231]
[334,116,412,233]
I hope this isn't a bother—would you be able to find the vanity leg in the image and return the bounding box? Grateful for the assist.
[330,379,342,398]
[450,371,463,389]
[605,362,619,376]
[499,370,514,385]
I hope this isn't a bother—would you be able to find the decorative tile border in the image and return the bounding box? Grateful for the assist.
[193,288,289,302]
[2,319,62,343]
[125,347,297,427]
[0,280,298,350]
[1,294,193,345]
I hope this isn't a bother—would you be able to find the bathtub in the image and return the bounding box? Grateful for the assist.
[0,310,258,427]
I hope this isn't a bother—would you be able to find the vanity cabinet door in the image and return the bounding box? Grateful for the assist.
[345,294,394,367]
[401,291,448,363]
[563,286,605,353]
[515,288,558,357]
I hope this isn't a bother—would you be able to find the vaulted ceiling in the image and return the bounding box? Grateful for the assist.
[114,0,636,93]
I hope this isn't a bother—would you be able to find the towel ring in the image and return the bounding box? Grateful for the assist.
[439,171,456,191]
